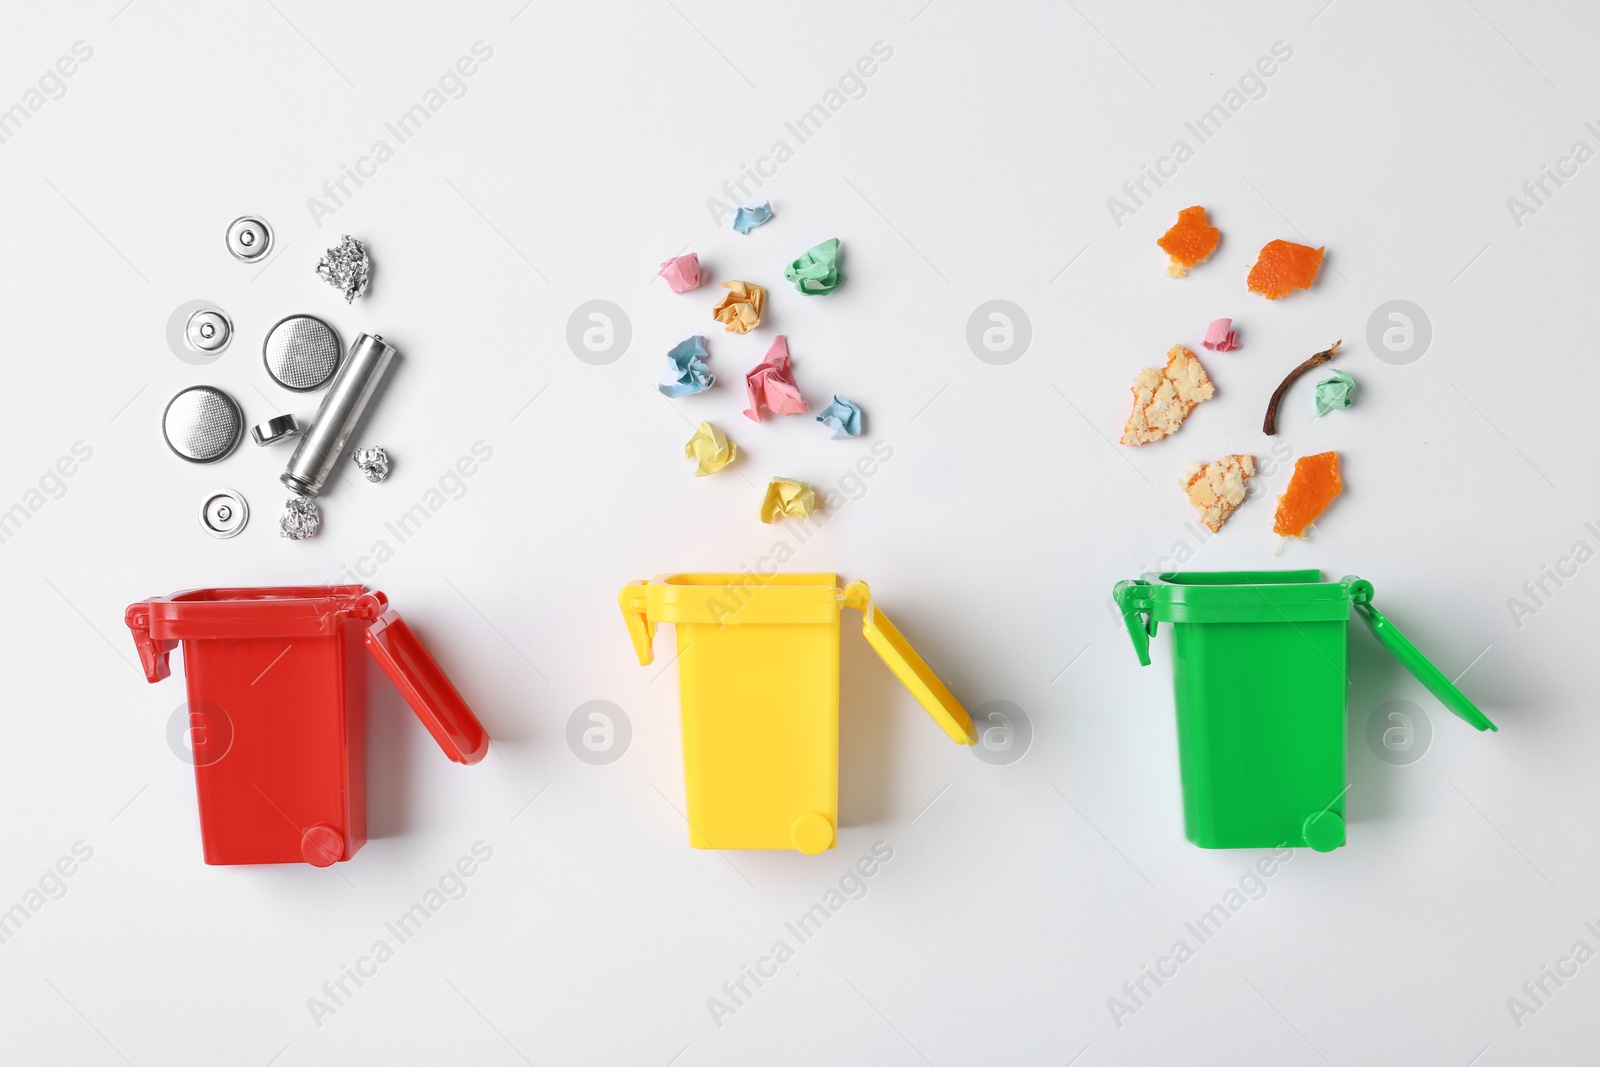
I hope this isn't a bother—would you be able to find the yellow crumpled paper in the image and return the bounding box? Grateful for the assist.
[684,421,737,476]
[713,280,766,334]
[759,477,816,523]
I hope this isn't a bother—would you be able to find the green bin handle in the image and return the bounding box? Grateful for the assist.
[1112,580,1157,666]
[1344,576,1498,732]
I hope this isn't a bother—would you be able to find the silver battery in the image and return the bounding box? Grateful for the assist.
[163,385,244,463]
[281,333,397,497]
[251,414,300,446]
[263,314,341,391]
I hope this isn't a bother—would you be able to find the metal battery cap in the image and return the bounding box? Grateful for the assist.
[226,215,272,262]
[263,314,341,391]
[185,308,232,353]
[198,489,249,538]
[252,414,299,446]
[166,300,232,367]
[163,386,244,463]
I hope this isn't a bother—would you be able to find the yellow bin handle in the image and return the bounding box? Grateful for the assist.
[619,581,657,666]
[844,581,976,745]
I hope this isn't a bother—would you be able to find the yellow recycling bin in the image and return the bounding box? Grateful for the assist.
[620,574,976,854]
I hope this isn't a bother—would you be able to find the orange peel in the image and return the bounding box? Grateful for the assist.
[1247,239,1325,299]
[1272,451,1342,538]
[1157,206,1220,278]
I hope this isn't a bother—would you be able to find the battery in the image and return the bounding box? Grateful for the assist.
[281,334,398,497]
[163,386,244,463]
[263,314,341,391]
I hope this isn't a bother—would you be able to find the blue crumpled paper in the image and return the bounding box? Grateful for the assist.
[815,395,863,438]
[658,336,715,398]
[732,201,773,235]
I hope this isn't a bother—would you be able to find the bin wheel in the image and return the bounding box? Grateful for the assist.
[790,813,835,855]
[301,824,345,867]
[1301,810,1345,853]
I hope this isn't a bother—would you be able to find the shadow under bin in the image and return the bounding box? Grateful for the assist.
[125,585,488,866]
[620,574,976,854]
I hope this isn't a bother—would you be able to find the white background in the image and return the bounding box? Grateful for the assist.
[1,1,1596,1064]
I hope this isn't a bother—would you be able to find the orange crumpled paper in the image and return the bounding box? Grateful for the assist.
[713,280,765,334]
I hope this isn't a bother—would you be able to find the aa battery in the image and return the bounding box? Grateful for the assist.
[281,333,397,497]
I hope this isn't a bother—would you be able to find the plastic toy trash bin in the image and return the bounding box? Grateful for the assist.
[620,574,976,854]
[125,586,488,866]
[1112,570,1496,852]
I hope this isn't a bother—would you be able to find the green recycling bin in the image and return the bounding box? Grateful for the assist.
[1112,570,1496,852]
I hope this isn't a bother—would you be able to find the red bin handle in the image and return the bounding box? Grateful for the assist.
[124,604,177,682]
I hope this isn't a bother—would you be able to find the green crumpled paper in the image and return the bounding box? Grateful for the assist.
[1314,369,1356,416]
[783,238,842,295]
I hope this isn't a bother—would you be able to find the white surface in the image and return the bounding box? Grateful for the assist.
[1,1,1596,1063]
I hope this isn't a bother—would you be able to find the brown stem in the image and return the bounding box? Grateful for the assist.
[1263,340,1342,435]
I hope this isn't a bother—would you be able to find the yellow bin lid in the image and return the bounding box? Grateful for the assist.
[843,581,976,745]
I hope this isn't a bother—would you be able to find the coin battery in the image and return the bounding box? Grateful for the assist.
[163,386,244,463]
[263,314,341,391]
[251,414,300,446]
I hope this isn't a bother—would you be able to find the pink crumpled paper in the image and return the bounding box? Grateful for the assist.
[1202,317,1241,352]
[658,253,702,293]
[743,335,809,423]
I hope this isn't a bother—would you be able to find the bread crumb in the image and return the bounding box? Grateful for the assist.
[1121,345,1215,445]
[1181,454,1256,532]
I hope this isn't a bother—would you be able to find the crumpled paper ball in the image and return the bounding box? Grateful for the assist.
[759,478,816,524]
[732,202,772,234]
[684,422,737,476]
[713,280,765,334]
[784,238,842,295]
[743,335,808,422]
[815,395,863,438]
[1202,317,1241,352]
[658,253,702,293]
[1314,370,1356,416]
[659,336,715,398]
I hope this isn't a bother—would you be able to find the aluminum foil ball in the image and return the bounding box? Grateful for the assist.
[352,446,390,483]
[315,234,370,302]
[279,495,321,540]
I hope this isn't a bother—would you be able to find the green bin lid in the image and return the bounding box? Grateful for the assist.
[1344,577,1496,732]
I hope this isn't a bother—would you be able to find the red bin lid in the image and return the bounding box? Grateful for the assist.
[363,605,490,765]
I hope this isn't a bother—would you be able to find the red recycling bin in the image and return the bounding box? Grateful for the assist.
[125,586,488,866]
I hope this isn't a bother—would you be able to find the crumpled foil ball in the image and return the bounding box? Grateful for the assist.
[279,495,321,540]
[353,446,391,483]
[315,235,370,302]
